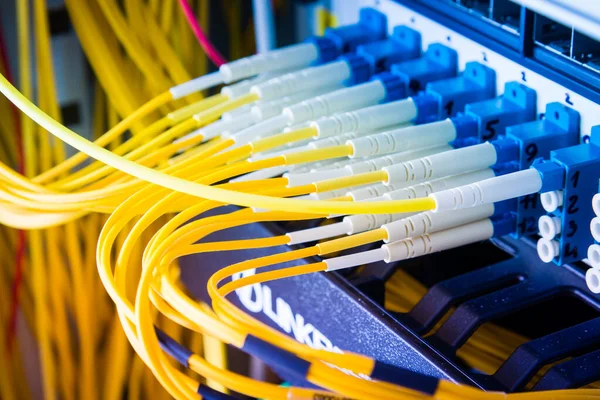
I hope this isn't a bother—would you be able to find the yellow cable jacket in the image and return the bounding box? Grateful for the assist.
[0,75,437,215]
[167,93,227,122]
[283,144,352,166]
[199,303,228,394]
[64,0,147,121]
[95,0,174,95]
[250,126,317,154]
[314,170,387,193]
[317,229,387,255]
[35,94,172,185]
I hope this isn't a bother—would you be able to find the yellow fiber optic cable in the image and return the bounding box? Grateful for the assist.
[0,74,436,215]
[17,2,56,399]
[95,0,175,97]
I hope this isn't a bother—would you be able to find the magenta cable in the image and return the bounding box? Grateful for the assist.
[177,0,228,67]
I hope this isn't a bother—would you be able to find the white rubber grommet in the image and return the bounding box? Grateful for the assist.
[540,190,563,213]
[537,238,559,263]
[588,244,600,269]
[538,215,561,239]
[591,217,600,242]
[586,268,600,294]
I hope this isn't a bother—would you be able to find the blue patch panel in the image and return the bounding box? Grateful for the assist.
[534,133,600,265]
[504,103,580,237]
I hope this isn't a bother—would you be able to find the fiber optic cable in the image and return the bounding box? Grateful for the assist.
[89,136,596,398]
[177,0,227,67]
[15,2,56,399]
[0,74,437,215]
[96,180,376,396]
[143,205,588,398]
[4,5,600,398]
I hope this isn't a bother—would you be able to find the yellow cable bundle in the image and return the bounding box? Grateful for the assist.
[2,2,600,398]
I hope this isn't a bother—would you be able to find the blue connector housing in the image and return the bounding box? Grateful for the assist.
[426,61,496,118]
[535,138,600,265]
[440,82,536,149]
[325,8,387,53]
[391,44,458,96]
[448,113,478,147]
[305,36,340,65]
[339,53,372,85]
[412,92,441,125]
[371,72,407,102]
[492,214,517,237]
[357,26,422,73]
[501,103,580,237]
[494,199,518,216]
[464,81,537,142]
[507,103,580,172]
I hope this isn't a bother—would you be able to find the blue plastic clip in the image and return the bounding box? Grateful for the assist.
[426,61,496,118]
[392,43,458,96]
[325,8,387,53]
[357,25,422,73]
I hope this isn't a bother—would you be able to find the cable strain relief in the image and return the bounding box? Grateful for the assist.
[491,213,517,237]
[490,138,519,165]
[372,72,406,102]
[340,54,372,85]
[450,113,477,140]
[304,36,340,64]
[412,92,440,124]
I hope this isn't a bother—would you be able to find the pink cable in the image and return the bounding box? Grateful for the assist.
[177,0,227,67]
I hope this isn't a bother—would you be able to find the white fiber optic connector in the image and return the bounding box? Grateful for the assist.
[250,85,340,122]
[382,169,496,200]
[221,42,319,83]
[324,219,495,271]
[222,104,254,120]
[347,183,403,201]
[285,145,452,187]
[251,60,351,101]
[234,81,396,145]
[383,142,498,186]
[283,80,388,125]
[586,268,600,294]
[588,244,600,269]
[383,204,495,243]
[228,115,290,144]
[310,98,419,139]
[538,215,562,240]
[430,168,543,212]
[593,193,600,217]
[221,72,281,99]
[537,238,560,263]
[170,43,316,99]
[286,212,405,245]
[185,113,255,142]
[540,190,563,212]
[348,119,457,158]
[383,219,494,262]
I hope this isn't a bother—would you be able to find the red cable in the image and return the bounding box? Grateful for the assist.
[0,23,27,351]
[177,0,227,67]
